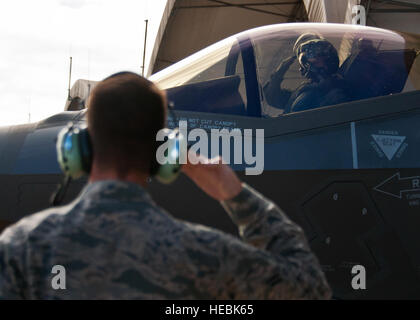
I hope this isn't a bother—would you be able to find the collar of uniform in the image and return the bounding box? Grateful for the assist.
[79,179,154,204]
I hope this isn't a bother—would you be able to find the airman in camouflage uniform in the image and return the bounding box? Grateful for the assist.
[0,71,331,299]
[0,179,331,299]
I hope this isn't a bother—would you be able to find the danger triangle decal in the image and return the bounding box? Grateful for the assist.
[371,134,406,161]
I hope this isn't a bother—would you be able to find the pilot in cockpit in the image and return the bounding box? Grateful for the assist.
[264,33,349,114]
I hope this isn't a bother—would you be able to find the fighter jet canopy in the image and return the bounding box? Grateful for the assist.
[150,23,419,117]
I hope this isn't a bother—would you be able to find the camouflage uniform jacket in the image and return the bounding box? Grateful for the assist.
[0,180,331,299]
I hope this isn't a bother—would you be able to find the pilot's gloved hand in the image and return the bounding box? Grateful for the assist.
[263,55,296,108]
[271,55,297,82]
[279,55,297,70]
[182,153,242,201]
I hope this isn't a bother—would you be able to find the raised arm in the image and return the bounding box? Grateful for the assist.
[263,55,296,108]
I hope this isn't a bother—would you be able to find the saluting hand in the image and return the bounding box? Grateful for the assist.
[182,153,242,201]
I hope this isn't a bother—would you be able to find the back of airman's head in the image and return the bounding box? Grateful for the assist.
[87,71,167,176]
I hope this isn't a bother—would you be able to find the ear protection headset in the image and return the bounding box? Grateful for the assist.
[56,122,184,184]
[56,123,93,180]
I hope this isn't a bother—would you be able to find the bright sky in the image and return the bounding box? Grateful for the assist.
[0,0,167,126]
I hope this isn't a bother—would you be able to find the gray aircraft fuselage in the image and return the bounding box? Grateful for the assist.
[1,91,420,299]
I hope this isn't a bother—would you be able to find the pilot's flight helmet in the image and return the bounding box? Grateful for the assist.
[293,32,323,56]
[297,38,339,80]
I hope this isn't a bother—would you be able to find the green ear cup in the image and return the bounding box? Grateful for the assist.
[56,123,92,179]
[56,122,182,184]
[155,129,186,184]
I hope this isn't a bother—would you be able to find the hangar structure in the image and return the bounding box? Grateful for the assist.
[147,0,420,76]
[64,0,420,110]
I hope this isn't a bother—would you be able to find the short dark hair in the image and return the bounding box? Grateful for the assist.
[87,71,166,176]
